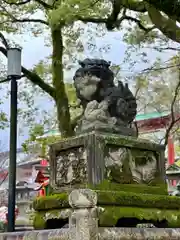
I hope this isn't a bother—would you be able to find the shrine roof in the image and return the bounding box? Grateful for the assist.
[0,145,41,169]
[135,111,170,121]
[35,111,171,139]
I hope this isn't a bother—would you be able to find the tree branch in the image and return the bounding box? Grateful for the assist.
[146,4,180,43]
[116,15,155,32]
[142,64,180,73]
[77,16,107,24]
[1,5,49,26]
[12,17,49,26]
[34,0,53,9]
[0,46,55,98]
[79,13,154,33]
[0,32,9,48]
[120,0,146,12]
[3,0,53,9]
[3,0,30,5]
[164,69,180,146]
[144,0,180,22]
[146,46,180,52]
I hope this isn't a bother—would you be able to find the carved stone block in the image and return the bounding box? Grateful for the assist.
[49,131,165,188]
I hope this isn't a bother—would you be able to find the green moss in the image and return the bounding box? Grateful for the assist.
[100,133,164,151]
[34,205,180,229]
[90,180,167,195]
[34,188,180,212]
[99,206,180,227]
[33,212,46,229]
[33,192,68,211]
[97,190,180,209]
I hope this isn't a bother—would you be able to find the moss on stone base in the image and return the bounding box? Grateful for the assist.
[97,190,180,209]
[34,205,180,229]
[99,206,180,227]
[101,132,164,151]
[33,209,70,230]
[33,187,173,212]
[33,212,46,230]
[33,192,68,211]
[90,180,167,195]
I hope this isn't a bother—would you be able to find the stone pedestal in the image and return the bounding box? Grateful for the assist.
[69,189,98,240]
[49,131,165,188]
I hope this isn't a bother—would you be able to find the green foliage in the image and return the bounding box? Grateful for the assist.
[29,124,45,141]
[0,0,180,141]
[49,0,109,27]
[0,111,8,130]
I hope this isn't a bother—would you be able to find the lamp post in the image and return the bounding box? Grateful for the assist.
[7,47,22,232]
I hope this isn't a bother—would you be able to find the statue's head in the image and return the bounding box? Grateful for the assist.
[78,58,111,69]
[74,58,114,87]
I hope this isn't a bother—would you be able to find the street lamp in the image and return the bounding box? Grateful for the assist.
[7,47,22,232]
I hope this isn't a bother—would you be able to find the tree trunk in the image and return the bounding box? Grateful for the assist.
[51,26,74,137]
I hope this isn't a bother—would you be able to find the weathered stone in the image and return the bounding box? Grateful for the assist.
[49,132,165,188]
[3,228,180,239]
[105,146,158,184]
[0,229,70,240]
[55,147,87,186]
[45,209,71,221]
[98,228,180,240]
[69,189,98,240]
[69,189,97,208]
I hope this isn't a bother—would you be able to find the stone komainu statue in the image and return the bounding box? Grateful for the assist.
[73,58,137,135]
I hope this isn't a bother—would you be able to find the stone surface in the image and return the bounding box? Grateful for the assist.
[105,146,158,184]
[55,147,87,186]
[45,209,71,221]
[69,189,98,240]
[99,228,180,240]
[73,58,137,136]
[0,229,69,240]
[1,228,180,239]
[69,189,97,208]
[49,132,165,187]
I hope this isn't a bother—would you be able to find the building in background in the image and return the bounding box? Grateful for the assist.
[0,147,49,204]
[136,111,180,192]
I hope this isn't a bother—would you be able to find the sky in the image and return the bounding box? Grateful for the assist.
[0,27,176,151]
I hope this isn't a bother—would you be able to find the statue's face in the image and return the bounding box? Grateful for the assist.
[75,75,100,100]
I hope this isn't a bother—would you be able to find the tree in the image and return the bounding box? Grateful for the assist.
[0,0,110,137]
[0,0,179,140]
